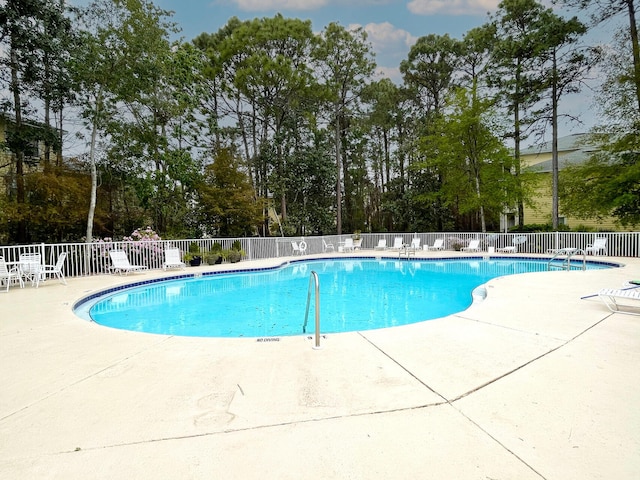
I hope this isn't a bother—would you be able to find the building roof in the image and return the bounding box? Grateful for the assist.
[526,150,591,173]
[522,133,602,173]
[520,133,600,155]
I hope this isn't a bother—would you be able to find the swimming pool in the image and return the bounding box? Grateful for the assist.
[76,257,613,338]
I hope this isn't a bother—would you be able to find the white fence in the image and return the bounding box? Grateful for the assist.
[0,231,637,279]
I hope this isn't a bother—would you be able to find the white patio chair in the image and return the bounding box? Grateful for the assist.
[291,240,307,255]
[109,250,148,275]
[461,239,481,252]
[162,248,185,270]
[374,238,387,250]
[40,252,67,285]
[585,237,608,256]
[322,239,335,252]
[0,256,24,291]
[426,238,444,251]
[343,238,355,252]
[408,238,421,252]
[19,253,42,287]
[390,237,405,250]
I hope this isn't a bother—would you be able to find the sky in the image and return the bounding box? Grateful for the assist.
[69,0,622,142]
[152,0,506,81]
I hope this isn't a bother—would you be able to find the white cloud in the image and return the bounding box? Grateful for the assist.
[345,22,416,82]
[232,0,329,11]
[343,23,416,83]
[407,0,500,16]
[358,21,418,53]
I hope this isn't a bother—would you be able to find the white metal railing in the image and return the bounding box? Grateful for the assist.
[0,231,637,280]
[303,270,321,349]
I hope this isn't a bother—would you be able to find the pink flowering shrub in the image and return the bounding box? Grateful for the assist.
[123,227,162,242]
[90,227,163,272]
[123,227,163,266]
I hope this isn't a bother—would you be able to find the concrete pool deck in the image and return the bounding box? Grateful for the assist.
[1,251,639,479]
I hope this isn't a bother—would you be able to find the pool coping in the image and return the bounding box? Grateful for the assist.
[1,251,639,479]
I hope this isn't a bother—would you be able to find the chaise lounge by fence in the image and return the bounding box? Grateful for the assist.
[0,231,638,281]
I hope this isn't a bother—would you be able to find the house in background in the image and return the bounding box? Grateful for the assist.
[517,133,631,231]
[0,113,49,199]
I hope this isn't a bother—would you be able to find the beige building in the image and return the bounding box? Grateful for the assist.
[516,133,630,231]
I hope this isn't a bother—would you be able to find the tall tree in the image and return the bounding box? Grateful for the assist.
[560,31,640,226]
[400,33,462,230]
[361,79,401,230]
[555,0,640,110]
[554,2,640,226]
[0,0,71,242]
[70,0,142,243]
[314,23,376,235]
[196,148,262,237]
[38,0,74,172]
[418,88,516,232]
[487,0,554,229]
[72,0,201,240]
[400,34,462,120]
[210,16,317,234]
[535,13,592,229]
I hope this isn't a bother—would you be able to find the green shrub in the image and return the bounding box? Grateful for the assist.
[509,223,570,233]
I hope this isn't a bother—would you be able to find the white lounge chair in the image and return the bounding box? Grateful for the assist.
[109,250,148,275]
[546,247,578,255]
[322,239,335,252]
[40,252,67,285]
[374,239,387,250]
[390,237,405,250]
[162,248,185,270]
[585,237,607,256]
[0,256,24,291]
[497,235,527,254]
[426,238,444,251]
[343,238,355,252]
[461,239,481,252]
[598,287,640,315]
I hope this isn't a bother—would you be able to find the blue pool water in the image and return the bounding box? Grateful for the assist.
[80,257,611,338]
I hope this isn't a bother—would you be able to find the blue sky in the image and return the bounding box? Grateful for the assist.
[149,0,611,137]
[152,0,504,80]
[70,0,619,139]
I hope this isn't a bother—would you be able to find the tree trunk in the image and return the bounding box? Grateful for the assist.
[86,89,102,244]
[57,107,64,167]
[335,105,342,235]
[44,52,52,173]
[514,63,524,229]
[551,49,560,230]
[10,45,27,242]
[626,0,640,112]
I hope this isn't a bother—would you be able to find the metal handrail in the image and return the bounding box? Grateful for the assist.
[547,248,586,271]
[302,270,321,349]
